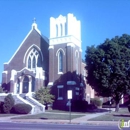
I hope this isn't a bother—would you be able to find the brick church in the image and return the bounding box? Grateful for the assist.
[2,13,94,109]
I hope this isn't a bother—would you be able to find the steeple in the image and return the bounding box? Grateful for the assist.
[49,13,81,48]
[31,18,41,34]
[33,18,36,23]
[32,18,37,29]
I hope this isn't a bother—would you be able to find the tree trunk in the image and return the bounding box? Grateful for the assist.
[115,101,119,112]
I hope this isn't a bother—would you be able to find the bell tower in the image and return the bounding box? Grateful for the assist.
[49,13,81,47]
[48,13,82,86]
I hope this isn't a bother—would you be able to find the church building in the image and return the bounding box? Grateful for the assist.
[2,13,94,110]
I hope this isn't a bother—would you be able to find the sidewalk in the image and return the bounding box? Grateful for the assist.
[0,111,118,126]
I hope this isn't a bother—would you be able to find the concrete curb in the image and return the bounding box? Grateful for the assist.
[7,119,118,126]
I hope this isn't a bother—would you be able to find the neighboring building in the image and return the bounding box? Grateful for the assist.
[2,13,94,110]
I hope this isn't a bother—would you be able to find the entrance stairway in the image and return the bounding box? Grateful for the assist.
[0,93,45,114]
[19,94,45,113]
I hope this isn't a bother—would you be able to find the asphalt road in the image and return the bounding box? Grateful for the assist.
[0,122,127,130]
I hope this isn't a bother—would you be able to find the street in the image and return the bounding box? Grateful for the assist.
[0,122,127,130]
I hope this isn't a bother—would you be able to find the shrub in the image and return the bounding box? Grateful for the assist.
[86,104,97,112]
[12,103,32,114]
[91,98,103,107]
[35,87,55,109]
[0,101,4,113]
[103,100,116,108]
[0,86,4,93]
[35,87,55,105]
[71,100,88,112]
[3,94,15,113]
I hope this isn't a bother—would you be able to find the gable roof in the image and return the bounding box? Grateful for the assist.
[4,22,48,64]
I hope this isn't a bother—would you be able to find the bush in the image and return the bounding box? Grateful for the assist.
[0,86,4,93]
[91,98,103,107]
[0,101,4,113]
[35,87,55,106]
[12,103,32,114]
[103,100,116,108]
[71,100,88,112]
[86,104,97,111]
[3,94,15,113]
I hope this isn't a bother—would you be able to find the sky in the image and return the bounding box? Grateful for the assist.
[0,0,130,82]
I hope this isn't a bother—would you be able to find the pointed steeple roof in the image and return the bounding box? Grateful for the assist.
[31,18,41,35]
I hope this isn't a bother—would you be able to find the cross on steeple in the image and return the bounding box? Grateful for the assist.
[32,18,37,29]
[33,18,36,23]
[31,17,41,34]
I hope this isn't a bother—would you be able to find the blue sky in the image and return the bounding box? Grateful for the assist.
[0,0,130,82]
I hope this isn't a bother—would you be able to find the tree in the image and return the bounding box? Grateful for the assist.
[0,86,4,93]
[34,87,55,108]
[85,34,130,112]
[0,87,3,93]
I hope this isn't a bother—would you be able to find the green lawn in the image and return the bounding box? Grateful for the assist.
[89,107,130,121]
[11,112,85,120]
[46,109,91,114]
[0,109,92,120]
[3,108,128,121]
[0,114,18,117]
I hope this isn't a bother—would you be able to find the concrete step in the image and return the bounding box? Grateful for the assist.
[0,93,45,114]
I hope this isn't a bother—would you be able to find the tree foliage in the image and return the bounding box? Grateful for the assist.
[35,87,55,105]
[0,86,4,93]
[85,34,130,111]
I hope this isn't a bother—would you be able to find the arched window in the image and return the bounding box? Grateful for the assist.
[27,48,42,70]
[60,24,63,36]
[58,51,63,72]
[33,57,36,68]
[28,57,31,69]
[37,55,42,67]
[65,23,67,35]
[56,24,58,37]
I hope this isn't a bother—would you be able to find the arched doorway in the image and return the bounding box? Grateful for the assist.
[23,76,29,93]
[16,79,20,94]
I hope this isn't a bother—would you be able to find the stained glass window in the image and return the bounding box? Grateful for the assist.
[59,51,63,72]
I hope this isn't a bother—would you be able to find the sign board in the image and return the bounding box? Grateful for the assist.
[67,90,72,99]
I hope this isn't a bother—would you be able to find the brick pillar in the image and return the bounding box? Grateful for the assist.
[66,44,73,80]
[28,75,32,93]
[48,46,54,86]
[35,78,39,90]
[10,80,14,93]
[19,76,23,94]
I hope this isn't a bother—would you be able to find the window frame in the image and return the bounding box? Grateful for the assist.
[27,48,42,71]
[58,50,63,74]
[57,85,64,100]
